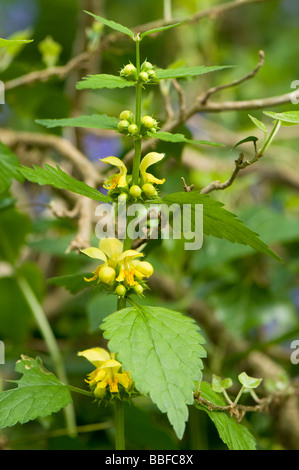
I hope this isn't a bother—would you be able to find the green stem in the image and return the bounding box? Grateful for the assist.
[164,0,172,21]
[114,399,125,450]
[259,119,281,155]
[132,37,142,185]
[17,276,77,437]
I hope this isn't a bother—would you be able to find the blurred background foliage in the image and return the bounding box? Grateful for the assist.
[0,0,299,450]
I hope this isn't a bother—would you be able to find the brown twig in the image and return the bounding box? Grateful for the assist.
[199,50,265,105]
[181,177,195,192]
[200,152,246,194]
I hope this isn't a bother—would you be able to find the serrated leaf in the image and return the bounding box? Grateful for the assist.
[0,356,72,428]
[238,372,262,389]
[101,304,206,439]
[140,20,188,39]
[155,65,232,80]
[149,131,223,147]
[48,273,98,294]
[36,114,118,130]
[195,381,256,450]
[263,111,299,126]
[76,74,135,90]
[248,115,268,133]
[84,11,135,39]
[19,164,111,202]
[160,191,282,262]
[0,142,24,194]
[0,38,33,48]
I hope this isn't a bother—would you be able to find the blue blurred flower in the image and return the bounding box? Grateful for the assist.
[0,0,38,37]
[83,133,123,162]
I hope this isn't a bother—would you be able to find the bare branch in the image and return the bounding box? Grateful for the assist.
[199,50,265,105]
[200,153,246,194]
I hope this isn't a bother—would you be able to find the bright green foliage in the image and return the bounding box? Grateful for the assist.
[0,38,33,48]
[19,164,111,202]
[160,191,282,261]
[212,375,233,393]
[195,382,257,450]
[149,131,223,147]
[238,372,262,389]
[0,142,24,194]
[264,110,299,125]
[101,304,206,439]
[155,65,232,80]
[248,114,268,134]
[140,20,188,39]
[76,74,135,90]
[0,356,72,428]
[84,11,135,39]
[36,114,118,130]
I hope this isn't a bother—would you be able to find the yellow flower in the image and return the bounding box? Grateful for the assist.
[102,157,128,190]
[78,347,132,397]
[139,152,165,185]
[81,238,149,287]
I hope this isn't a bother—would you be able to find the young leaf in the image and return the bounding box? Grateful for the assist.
[248,114,268,134]
[155,65,232,80]
[238,372,262,390]
[148,131,223,147]
[0,38,33,48]
[36,114,118,130]
[195,381,256,450]
[140,20,188,39]
[212,375,233,393]
[232,135,258,150]
[0,356,72,428]
[160,191,282,262]
[263,110,299,126]
[0,142,24,194]
[19,164,111,202]
[84,11,135,39]
[77,74,135,90]
[101,304,206,439]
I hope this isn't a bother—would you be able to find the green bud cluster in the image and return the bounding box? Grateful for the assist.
[118,110,159,138]
[120,61,158,85]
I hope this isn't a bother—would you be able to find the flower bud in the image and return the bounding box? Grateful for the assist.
[141,116,157,129]
[142,61,153,71]
[115,284,127,296]
[129,185,142,198]
[98,266,116,284]
[139,71,149,82]
[128,124,139,136]
[118,193,128,204]
[148,69,156,79]
[119,110,134,122]
[121,63,137,80]
[134,284,144,295]
[142,183,156,197]
[132,260,154,278]
[118,120,129,133]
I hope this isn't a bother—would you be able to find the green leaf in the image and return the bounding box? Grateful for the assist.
[212,375,233,393]
[101,304,206,439]
[155,65,232,80]
[195,381,256,450]
[0,38,33,48]
[160,191,282,262]
[47,273,98,294]
[238,372,262,389]
[0,142,24,194]
[0,356,72,428]
[248,115,268,134]
[36,114,118,130]
[84,11,135,39]
[77,74,135,90]
[263,111,299,125]
[232,135,258,150]
[19,164,111,202]
[140,20,188,39]
[149,131,223,147]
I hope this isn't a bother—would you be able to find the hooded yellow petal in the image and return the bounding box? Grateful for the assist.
[102,157,128,188]
[78,347,110,367]
[118,250,143,262]
[140,152,165,185]
[100,359,122,371]
[99,238,123,260]
[81,247,107,262]
[117,371,132,390]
